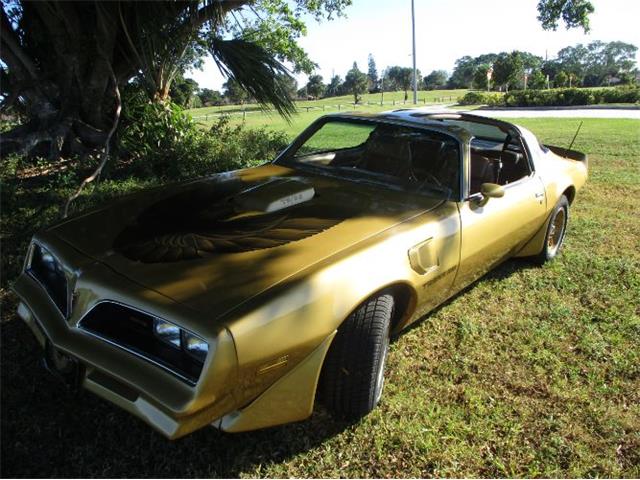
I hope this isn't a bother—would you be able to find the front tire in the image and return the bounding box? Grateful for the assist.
[319,293,394,421]
[533,195,569,264]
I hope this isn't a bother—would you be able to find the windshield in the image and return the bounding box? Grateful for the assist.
[277,118,461,199]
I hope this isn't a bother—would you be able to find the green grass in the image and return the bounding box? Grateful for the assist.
[187,89,468,136]
[1,118,639,477]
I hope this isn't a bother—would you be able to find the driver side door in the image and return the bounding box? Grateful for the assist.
[453,153,547,291]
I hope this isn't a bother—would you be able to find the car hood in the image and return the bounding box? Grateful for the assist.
[51,164,442,319]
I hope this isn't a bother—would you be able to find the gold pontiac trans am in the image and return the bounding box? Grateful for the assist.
[14,111,587,438]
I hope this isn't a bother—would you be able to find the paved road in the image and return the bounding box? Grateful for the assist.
[406,105,640,119]
[468,108,640,119]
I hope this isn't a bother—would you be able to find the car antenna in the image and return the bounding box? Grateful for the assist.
[568,121,583,151]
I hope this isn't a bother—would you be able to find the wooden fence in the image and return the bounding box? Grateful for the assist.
[191,96,460,121]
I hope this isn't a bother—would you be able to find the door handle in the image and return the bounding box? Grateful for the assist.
[535,192,544,199]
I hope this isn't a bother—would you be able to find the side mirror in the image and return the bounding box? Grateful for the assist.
[477,183,505,206]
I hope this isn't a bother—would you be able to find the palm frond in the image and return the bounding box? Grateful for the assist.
[209,38,296,119]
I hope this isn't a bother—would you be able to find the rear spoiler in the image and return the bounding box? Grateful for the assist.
[545,145,587,163]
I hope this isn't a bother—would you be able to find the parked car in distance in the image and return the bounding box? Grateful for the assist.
[14,111,587,438]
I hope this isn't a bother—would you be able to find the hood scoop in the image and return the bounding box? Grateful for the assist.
[234,178,315,213]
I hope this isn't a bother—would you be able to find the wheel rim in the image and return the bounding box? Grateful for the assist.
[374,335,390,404]
[547,208,566,256]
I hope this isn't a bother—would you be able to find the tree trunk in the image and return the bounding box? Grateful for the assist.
[1,1,248,160]
[0,3,132,159]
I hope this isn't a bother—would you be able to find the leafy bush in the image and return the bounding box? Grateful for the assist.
[205,116,289,172]
[117,90,205,178]
[504,87,640,107]
[459,87,640,107]
[458,91,504,106]
[117,92,288,180]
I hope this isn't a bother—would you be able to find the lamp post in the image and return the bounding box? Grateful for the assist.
[411,0,417,104]
[487,65,493,92]
[524,68,532,90]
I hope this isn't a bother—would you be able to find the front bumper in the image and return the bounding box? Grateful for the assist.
[13,271,237,439]
[14,265,337,437]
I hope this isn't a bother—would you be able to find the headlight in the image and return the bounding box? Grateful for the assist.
[27,243,69,317]
[182,331,209,362]
[153,318,209,362]
[153,320,181,347]
[81,303,210,384]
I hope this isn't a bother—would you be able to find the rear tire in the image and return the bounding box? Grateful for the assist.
[319,293,394,421]
[533,195,569,264]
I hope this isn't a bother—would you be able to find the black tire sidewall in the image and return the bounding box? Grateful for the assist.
[319,293,394,420]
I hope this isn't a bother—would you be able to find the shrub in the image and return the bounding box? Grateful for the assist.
[117,93,288,180]
[504,87,640,107]
[205,116,289,172]
[458,91,504,106]
[117,90,205,179]
[459,87,639,107]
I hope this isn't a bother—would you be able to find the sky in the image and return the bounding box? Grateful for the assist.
[187,0,640,91]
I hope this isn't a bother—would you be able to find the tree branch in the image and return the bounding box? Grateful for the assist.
[188,1,248,30]
[63,68,121,218]
[0,7,39,79]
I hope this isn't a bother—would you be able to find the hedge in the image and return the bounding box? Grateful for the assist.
[458,91,504,106]
[459,87,639,107]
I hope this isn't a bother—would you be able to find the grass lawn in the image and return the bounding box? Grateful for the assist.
[187,89,468,136]
[1,118,639,477]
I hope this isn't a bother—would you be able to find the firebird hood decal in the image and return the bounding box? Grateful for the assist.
[113,181,350,262]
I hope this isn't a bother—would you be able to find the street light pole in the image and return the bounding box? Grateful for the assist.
[411,0,417,104]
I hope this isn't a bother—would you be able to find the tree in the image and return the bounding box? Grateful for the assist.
[367,53,378,91]
[542,60,562,84]
[223,79,250,104]
[198,88,223,106]
[278,73,299,98]
[554,41,638,87]
[554,71,569,87]
[537,0,595,32]
[0,0,351,159]
[448,54,498,88]
[519,52,544,71]
[423,70,448,90]
[527,70,547,89]
[555,43,589,84]
[472,65,491,90]
[385,66,414,100]
[343,62,368,103]
[493,51,524,92]
[306,74,325,99]
[170,76,200,108]
[325,75,343,97]
[587,41,637,85]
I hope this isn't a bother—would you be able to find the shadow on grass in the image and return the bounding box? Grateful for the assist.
[0,296,354,478]
[1,258,537,478]
[192,106,265,117]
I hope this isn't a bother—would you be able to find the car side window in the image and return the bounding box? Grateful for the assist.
[469,136,532,194]
[498,137,532,185]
